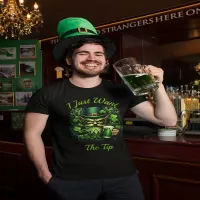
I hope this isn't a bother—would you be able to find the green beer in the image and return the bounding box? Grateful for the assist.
[103,126,114,138]
[122,73,158,96]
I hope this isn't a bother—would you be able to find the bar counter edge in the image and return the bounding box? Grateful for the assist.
[1,135,200,200]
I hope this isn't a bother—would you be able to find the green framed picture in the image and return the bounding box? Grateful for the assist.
[0,64,16,78]
[0,79,13,91]
[15,91,32,106]
[0,92,14,106]
[11,112,25,130]
[0,47,16,60]
[15,76,37,91]
[19,61,36,76]
[20,44,36,59]
[0,40,42,111]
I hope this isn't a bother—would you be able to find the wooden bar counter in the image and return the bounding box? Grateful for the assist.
[126,135,200,200]
[1,135,200,200]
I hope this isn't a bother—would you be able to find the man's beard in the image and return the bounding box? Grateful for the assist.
[72,60,105,77]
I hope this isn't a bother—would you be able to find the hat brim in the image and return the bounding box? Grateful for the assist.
[81,114,108,119]
[53,35,116,63]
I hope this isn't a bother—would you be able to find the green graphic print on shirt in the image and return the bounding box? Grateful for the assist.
[67,97,123,142]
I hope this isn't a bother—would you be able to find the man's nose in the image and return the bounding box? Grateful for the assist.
[87,53,96,60]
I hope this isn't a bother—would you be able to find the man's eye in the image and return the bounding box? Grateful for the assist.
[96,54,104,56]
[79,52,87,55]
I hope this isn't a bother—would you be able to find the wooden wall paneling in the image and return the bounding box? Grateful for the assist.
[133,157,200,200]
[0,112,11,141]
[122,31,143,63]
[0,141,53,200]
[105,32,124,83]
[1,138,200,200]
[153,174,200,200]
[41,41,58,86]
[0,151,22,199]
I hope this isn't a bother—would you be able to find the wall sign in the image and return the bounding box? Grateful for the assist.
[48,3,200,44]
[97,4,200,34]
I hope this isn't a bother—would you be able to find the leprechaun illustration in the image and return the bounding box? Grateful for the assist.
[73,106,120,140]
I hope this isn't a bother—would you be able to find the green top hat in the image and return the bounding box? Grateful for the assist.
[57,17,98,39]
[53,17,116,63]
[82,107,107,119]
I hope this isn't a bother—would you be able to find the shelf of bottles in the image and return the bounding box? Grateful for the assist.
[166,84,200,128]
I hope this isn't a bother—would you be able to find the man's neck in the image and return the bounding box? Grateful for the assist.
[69,74,102,88]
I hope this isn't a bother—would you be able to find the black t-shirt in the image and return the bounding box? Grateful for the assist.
[26,78,147,180]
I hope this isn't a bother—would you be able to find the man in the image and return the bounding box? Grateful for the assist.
[24,17,177,200]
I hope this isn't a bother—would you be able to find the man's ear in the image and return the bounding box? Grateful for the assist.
[66,57,72,65]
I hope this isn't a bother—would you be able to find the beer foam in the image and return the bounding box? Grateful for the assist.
[123,73,148,77]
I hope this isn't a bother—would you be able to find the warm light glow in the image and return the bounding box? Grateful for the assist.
[34,2,38,10]
[19,0,24,4]
[0,0,43,39]
[0,0,4,5]
[27,13,31,19]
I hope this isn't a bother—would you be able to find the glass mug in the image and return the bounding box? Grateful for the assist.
[113,57,159,96]
[103,126,114,138]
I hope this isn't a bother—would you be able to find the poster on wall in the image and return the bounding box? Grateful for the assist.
[11,112,25,130]
[0,92,14,106]
[0,40,42,111]
[20,44,36,58]
[19,61,36,76]
[15,91,32,106]
[0,79,13,91]
[0,47,16,60]
[0,64,16,78]
[15,76,37,91]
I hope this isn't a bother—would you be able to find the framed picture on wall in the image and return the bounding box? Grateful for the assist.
[15,91,32,106]
[19,61,36,76]
[11,112,25,130]
[0,79,13,92]
[20,44,36,58]
[0,47,16,60]
[0,92,14,106]
[15,76,37,91]
[0,64,16,78]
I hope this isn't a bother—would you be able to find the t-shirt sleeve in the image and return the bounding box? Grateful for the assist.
[124,85,147,108]
[25,87,51,115]
[129,94,147,108]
